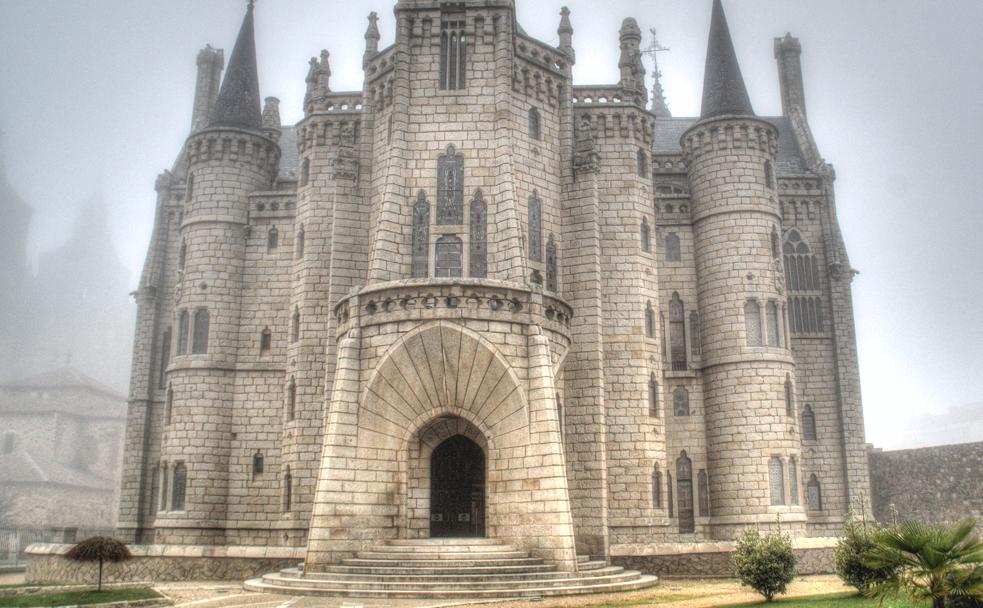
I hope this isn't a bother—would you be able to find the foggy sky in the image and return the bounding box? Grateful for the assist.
[1,0,981,450]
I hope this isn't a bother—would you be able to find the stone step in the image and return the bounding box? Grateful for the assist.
[307,559,607,577]
[355,549,530,561]
[367,544,518,554]
[385,538,507,547]
[259,569,643,592]
[343,557,544,568]
[244,574,659,599]
[289,564,625,583]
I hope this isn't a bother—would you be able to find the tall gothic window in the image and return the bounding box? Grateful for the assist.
[784,230,823,334]
[645,302,655,338]
[160,461,168,511]
[165,385,173,425]
[807,474,823,511]
[158,327,172,389]
[665,232,681,262]
[528,192,543,262]
[648,374,659,417]
[283,466,293,511]
[771,226,780,259]
[802,404,817,441]
[745,300,762,347]
[171,462,187,511]
[652,466,662,508]
[178,240,187,271]
[676,452,694,533]
[177,310,189,355]
[767,301,782,347]
[789,456,800,506]
[667,473,674,517]
[295,225,305,259]
[640,217,651,252]
[286,377,296,421]
[439,17,466,90]
[764,160,775,189]
[469,191,487,278]
[673,387,690,416]
[637,149,648,178]
[192,308,209,354]
[437,145,464,224]
[435,235,463,277]
[785,375,795,416]
[291,306,300,343]
[300,158,310,187]
[669,293,686,370]
[252,451,264,479]
[769,456,785,506]
[260,328,272,354]
[660,313,667,359]
[528,107,541,140]
[556,393,564,437]
[411,191,430,278]
[187,173,194,198]
[149,466,159,516]
[689,312,702,358]
[545,234,558,292]
[698,469,710,517]
[267,226,279,251]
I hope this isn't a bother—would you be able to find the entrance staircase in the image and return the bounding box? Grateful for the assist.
[245,538,657,599]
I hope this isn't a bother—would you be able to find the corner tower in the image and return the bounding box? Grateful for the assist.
[681,0,803,539]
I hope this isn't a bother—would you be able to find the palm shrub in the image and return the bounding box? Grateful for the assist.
[836,513,895,591]
[65,536,132,591]
[734,528,798,601]
[863,518,983,608]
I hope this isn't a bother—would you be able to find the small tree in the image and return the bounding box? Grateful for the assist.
[836,512,895,591]
[734,528,798,601]
[863,518,983,608]
[65,536,132,591]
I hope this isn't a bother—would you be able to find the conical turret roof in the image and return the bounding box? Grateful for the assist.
[700,0,754,119]
[210,2,262,130]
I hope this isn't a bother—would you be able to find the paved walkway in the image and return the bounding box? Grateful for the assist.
[160,575,852,608]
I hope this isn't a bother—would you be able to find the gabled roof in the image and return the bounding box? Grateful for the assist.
[0,449,115,490]
[1,367,124,401]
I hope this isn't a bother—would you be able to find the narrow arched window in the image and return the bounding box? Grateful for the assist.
[789,457,800,506]
[764,160,774,189]
[802,404,817,441]
[437,145,464,224]
[160,461,169,511]
[283,466,293,512]
[528,192,543,262]
[665,232,681,262]
[149,466,159,516]
[439,24,466,90]
[545,234,558,292]
[652,466,662,508]
[673,387,690,416]
[807,474,823,511]
[637,149,648,178]
[158,327,172,388]
[645,302,655,338]
[528,107,541,140]
[171,462,187,511]
[555,393,564,437]
[640,217,651,253]
[252,451,264,479]
[660,313,667,359]
[771,226,780,259]
[469,191,487,278]
[165,385,173,425]
[745,300,762,347]
[698,469,710,517]
[767,301,781,347]
[192,308,209,354]
[769,456,785,506]
[267,226,279,251]
[177,310,189,355]
[785,375,795,417]
[295,225,305,259]
[300,158,310,187]
[2,433,16,455]
[784,230,823,335]
[290,306,300,343]
[648,374,659,416]
[411,191,430,278]
[186,173,194,199]
[178,240,187,271]
[676,452,694,533]
[667,472,674,518]
[689,312,702,358]
[435,235,463,277]
[260,327,272,354]
[286,376,296,421]
[669,293,686,370]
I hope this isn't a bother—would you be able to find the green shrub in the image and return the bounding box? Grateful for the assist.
[835,514,895,591]
[733,528,798,601]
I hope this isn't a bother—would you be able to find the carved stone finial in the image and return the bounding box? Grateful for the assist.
[261,96,281,141]
[557,7,575,64]
[364,12,381,67]
[304,50,332,115]
[618,17,647,106]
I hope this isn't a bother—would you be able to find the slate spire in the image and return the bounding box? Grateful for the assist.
[210,2,263,130]
[700,0,754,119]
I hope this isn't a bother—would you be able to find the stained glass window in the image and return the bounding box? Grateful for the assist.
[469,191,487,278]
[411,191,430,278]
[528,192,543,262]
[437,145,464,224]
[673,387,690,417]
[435,235,463,278]
[769,457,785,506]
[545,233,558,292]
[745,300,762,347]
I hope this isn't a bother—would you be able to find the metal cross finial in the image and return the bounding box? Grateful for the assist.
[644,28,670,58]
[247,0,255,9]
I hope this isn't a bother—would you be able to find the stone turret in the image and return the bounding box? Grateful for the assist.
[155,1,280,544]
[681,0,802,539]
[262,96,281,141]
[191,45,224,132]
[363,12,380,67]
[304,50,331,115]
[618,18,647,105]
[557,7,575,64]
[775,34,806,119]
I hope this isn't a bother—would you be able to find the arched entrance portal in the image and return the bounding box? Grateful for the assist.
[430,435,486,538]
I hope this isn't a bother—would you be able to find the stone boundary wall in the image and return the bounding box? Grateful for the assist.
[869,442,983,525]
[25,543,304,584]
[610,538,837,578]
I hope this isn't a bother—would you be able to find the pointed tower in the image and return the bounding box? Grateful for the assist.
[618,18,647,105]
[681,0,803,539]
[149,0,280,544]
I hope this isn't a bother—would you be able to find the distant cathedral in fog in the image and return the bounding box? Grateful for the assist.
[118,0,870,585]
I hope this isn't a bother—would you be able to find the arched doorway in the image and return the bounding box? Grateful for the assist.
[430,435,486,538]
[677,451,694,533]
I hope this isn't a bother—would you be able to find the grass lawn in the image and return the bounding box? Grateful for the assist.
[0,587,162,607]
[726,592,926,608]
[577,593,696,608]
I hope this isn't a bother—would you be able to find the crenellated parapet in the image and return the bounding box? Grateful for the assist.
[680,116,778,162]
[185,128,280,175]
